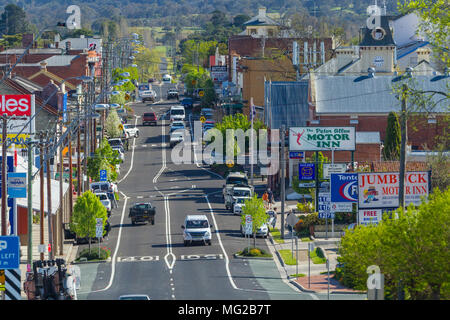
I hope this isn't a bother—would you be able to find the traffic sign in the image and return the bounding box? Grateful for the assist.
[244,215,253,235]
[200,116,206,123]
[299,163,315,181]
[0,236,20,269]
[226,159,234,167]
[125,93,130,101]
[289,151,304,159]
[318,193,334,219]
[96,218,103,238]
[323,163,347,179]
[99,169,107,182]
[198,90,205,97]
[287,213,299,228]
[0,270,5,291]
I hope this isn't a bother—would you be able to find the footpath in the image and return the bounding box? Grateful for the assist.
[265,200,364,295]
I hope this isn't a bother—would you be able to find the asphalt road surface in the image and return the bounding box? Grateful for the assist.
[75,83,365,300]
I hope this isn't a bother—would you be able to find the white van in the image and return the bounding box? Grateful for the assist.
[181,215,213,246]
[170,105,185,122]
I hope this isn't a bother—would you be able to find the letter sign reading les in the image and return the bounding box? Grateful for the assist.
[0,95,32,116]
[289,127,355,151]
[358,172,429,208]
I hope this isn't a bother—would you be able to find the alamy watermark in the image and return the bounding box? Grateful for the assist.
[170,121,280,176]
[66,5,81,30]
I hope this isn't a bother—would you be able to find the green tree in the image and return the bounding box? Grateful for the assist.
[383,112,401,160]
[241,195,269,247]
[399,0,450,68]
[0,4,33,35]
[105,109,122,138]
[87,138,121,182]
[70,191,108,252]
[338,187,450,299]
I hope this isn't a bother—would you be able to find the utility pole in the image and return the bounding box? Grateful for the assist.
[280,125,286,239]
[46,138,53,260]
[1,115,7,236]
[68,116,73,222]
[26,140,35,267]
[58,122,64,256]
[77,106,81,196]
[39,133,45,261]
[399,84,408,210]
[84,89,90,192]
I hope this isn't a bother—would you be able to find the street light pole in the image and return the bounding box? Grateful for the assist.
[1,115,7,236]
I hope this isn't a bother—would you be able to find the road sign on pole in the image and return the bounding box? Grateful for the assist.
[99,169,107,182]
[0,236,20,269]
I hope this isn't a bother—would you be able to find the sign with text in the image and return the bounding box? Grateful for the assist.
[330,173,358,203]
[7,172,26,198]
[0,236,20,269]
[358,209,382,225]
[323,163,347,179]
[99,169,107,182]
[290,127,355,151]
[318,192,334,219]
[358,172,429,208]
[289,151,304,159]
[299,163,315,181]
[0,95,35,137]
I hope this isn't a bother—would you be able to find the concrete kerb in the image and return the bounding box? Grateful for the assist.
[233,253,273,260]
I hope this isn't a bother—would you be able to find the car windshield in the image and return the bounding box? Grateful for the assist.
[135,204,151,210]
[92,184,109,191]
[108,140,121,146]
[97,194,107,200]
[123,125,133,129]
[236,198,248,204]
[171,109,184,115]
[226,177,248,185]
[144,113,155,117]
[186,220,209,228]
[234,190,250,197]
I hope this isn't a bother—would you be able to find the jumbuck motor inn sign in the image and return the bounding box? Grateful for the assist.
[290,127,355,151]
[358,172,429,209]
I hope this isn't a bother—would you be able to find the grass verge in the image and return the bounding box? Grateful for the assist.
[270,228,285,244]
[279,249,297,265]
[290,273,306,278]
[310,248,327,264]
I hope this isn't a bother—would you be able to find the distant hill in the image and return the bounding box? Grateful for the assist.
[0,0,400,29]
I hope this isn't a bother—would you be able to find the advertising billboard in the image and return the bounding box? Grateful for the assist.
[358,172,429,208]
[289,127,355,151]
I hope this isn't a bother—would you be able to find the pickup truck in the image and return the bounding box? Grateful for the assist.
[224,184,253,211]
[129,202,156,225]
[222,172,253,200]
[142,112,157,126]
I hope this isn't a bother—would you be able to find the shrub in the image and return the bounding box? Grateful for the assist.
[77,247,111,261]
[240,247,271,257]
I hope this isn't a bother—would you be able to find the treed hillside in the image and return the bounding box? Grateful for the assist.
[1,0,400,29]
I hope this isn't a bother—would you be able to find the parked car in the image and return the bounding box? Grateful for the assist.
[240,221,269,238]
[96,192,112,216]
[169,130,185,148]
[162,74,172,82]
[140,89,156,102]
[167,89,179,100]
[123,124,139,138]
[111,146,125,162]
[169,121,185,133]
[142,112,157,126]
[128,202,156,225]
[108,138,124,149]
[181,215,213,246]
[232,196,251,215]
[180,98,193,108]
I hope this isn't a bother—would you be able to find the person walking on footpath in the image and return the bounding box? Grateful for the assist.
[267,188,274,210]
[262,191,269,209]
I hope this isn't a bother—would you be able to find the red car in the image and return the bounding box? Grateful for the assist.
[143,112,157,126]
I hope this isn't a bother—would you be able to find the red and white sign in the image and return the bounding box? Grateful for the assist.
[0,95,32,116]
[0,95,35,139]
[358,172,429,208]
[358,209,382,225]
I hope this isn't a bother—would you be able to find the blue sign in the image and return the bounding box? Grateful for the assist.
[0,236,20,269]
[7,172,27,198]
[299,163,315,181]
[318,192,334,219]
[330,173,358,203]
[289,151,304,159]
[99,169,107,182]
[63,92,68,123]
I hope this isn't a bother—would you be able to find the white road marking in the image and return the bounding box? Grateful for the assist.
[117,116,138,184]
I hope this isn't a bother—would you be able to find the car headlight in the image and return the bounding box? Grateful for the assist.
[204,231,210,237]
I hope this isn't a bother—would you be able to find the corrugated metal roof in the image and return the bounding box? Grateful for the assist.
[314,75,449,114]
[44,55,77,66]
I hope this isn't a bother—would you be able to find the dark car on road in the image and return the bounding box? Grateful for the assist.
[129,203,156,225]
[180,98,193,108]
[167,89,179,100]
[142,112,157,126]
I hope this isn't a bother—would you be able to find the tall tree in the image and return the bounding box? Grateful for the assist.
[383,112,401,160]
[0,4,33,35]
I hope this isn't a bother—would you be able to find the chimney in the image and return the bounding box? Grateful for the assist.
[66,41,71,55]
[40,61,48,71]
[258,7,266,17]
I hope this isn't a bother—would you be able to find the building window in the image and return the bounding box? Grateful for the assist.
[268,29,274,37]
[250,29,257,35]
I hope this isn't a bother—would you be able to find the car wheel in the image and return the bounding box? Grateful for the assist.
[208,241,212,246]
[131,220,135,225]
[151,218,155,225]
[136,132,139,137]
[184,241,188,246]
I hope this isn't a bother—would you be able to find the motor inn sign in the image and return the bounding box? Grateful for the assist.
[289,127,355,151]
[358,172,429,209]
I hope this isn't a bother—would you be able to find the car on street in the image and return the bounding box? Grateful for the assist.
[108,138,124,149]
[232,196,250,215]
[111,146,125,162]
[123,124,139,138]
[142,112,157,126]
[140,89,156,102]
[119,294,151,300]
[170,105,185,122]
[169,129,185,148]
[181,215,213,246]
[162,74,172,82]
[240,221,269,238]
[167,89,179,100]
[96,192,112,216]
[180,98,193,108]
[169,121,185,133]
[129,202,156,225]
